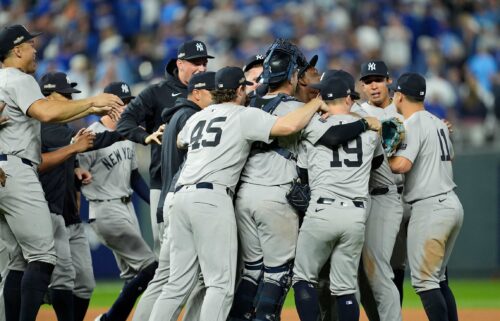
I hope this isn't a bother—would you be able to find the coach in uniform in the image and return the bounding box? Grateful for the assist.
[0,24,122,321]
[389,73,463,321]
[117,40,214,256]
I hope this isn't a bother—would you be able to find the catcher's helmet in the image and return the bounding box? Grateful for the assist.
[260,39,307,85]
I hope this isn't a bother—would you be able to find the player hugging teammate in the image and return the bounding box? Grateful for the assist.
[0,23,463,321]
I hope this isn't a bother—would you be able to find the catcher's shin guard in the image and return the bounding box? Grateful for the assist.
[229,259,264,321]
[254,261,294,321]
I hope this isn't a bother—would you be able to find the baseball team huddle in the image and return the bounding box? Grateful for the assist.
[0,24,464,321]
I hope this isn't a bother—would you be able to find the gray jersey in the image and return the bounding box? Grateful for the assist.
[240,97,304,185]
[0,68,45,164]
[302,113,383,201]
[361,101,403,187]
[78,122,137,200]
[177,102,277,190]
[395,110,456,203]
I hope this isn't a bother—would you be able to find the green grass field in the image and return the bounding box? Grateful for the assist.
[89,279,500,309]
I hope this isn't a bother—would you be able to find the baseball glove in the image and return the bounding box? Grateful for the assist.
[381,117,405,157]
[286,178,311,216]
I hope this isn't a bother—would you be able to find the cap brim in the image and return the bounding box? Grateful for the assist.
[243,80,253,86]
[120,95,135,101]
[308,55,318,68]
[166,58,177,75]
[308,82,326,90]
[359,72,388,80]
[181,54,214,60]
[350,91,361,100]
[58,87,81,94]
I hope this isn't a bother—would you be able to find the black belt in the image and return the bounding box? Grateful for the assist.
[90,195,131,204]
[175,182,233,197]
[0,154,34,167]
[317,197,365,209]
[370,185,404,195]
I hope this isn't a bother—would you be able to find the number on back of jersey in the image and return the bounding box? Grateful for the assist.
[190,117,227,150]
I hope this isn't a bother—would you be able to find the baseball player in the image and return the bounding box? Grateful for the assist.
[294,55,320,103]
[38,72,124,321]
[77,82,157,321]
[389,73,463,321]
[292,74,383,321]
[0,24,122,321]
[243,54,265,97]
[117,40,214,256]
[132,72,216,321]
[148,66,329,321]
[357,61,406,321]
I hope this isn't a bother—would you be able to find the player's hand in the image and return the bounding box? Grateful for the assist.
[75,167,92,185]
[0,102,9,126]
[0,167,6,187]
[90,93,123,109]
[443,119,454,133]
[73,128,95,153]
[363,116,382,132]
[145,125,165,145]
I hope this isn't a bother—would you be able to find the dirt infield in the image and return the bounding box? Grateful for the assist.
[37,307,500,321]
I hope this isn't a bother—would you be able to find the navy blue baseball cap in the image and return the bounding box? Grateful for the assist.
[394,72,426,99]
[104,81,135,101]
[298,54,318,79]
[243,54,265,72]
[166,40,214,75]
[215,67,252,90]
[359,60,389,80]
[310,76,352,100]
[0,24,42,58]
[321,69,360,100]
[177,40,214,60]
[188,72,216,93]
[39,72,81,96]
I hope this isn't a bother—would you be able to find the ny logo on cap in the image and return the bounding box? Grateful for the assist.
[420,91,424,96]
[121,84,130,93]
[367,62,376,71]
[196,43,204,52]
[255,54,264,60]
[66,76,71,84]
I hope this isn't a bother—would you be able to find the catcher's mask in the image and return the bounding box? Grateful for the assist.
[260,39,307,85]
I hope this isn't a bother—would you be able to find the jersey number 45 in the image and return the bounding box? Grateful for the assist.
[190,117,227,150]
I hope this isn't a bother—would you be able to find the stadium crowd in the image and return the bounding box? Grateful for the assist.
[0,0,498,147]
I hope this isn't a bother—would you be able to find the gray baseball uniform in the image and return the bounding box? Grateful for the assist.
[235,97,303,289]
[67,223,95,300]
[49,214,75,291]
[293,113,382,296]
[149,102,277,321]
[0,67,56,269]
[78,122,156,279]
[360,101,404,321]
[394,110,463,292]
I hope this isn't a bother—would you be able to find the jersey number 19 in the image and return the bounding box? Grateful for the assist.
[330,136,363,168]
